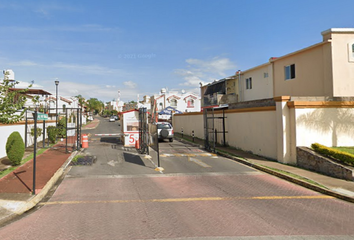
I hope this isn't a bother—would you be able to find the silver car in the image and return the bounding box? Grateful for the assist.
[157,122,174,142]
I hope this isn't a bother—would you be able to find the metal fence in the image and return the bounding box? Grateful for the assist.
[204,108,227,152]
[24,108,82,153]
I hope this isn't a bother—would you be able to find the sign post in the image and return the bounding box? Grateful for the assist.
[32,111,38,195]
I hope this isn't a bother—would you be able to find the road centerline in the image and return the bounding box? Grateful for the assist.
[40,195,333,206]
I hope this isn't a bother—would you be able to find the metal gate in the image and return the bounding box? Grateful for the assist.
[138,107,149,154]
[204,108,227,152]
[25,108,82,153]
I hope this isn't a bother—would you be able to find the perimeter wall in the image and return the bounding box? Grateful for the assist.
[173,96,354,164]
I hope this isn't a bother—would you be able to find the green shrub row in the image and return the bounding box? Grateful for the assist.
[311,143,354,167]
[47,126,58,143]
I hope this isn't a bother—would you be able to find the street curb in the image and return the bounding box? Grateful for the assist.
[216,151,354,204]
[82,119,100,130]
[0,151,78,226]
[175,136,354,203]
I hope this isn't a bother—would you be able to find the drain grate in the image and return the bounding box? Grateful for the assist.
[70,156,96,166]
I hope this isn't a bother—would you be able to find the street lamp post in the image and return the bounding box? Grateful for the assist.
[55,80,59,126]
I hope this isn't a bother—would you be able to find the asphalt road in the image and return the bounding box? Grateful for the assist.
[1,116,354,239]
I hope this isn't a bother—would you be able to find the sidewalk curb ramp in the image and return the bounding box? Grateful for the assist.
[0,151,78,226]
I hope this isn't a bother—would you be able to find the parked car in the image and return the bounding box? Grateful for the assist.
[109,116,116,122]
[113,115,119,120]
[157,122,174,142]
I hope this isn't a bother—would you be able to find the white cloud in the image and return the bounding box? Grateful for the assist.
[123,81,137,88]
[175,57,237,87]
[6,59,125,76]
[16,80,43,89]
[39,81,142,103]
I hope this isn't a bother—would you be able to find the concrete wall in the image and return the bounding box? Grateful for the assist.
[226,108,277,160]
[174,97,354,165]
[0,120,64,159]
[174,106,277,161]
[173,113,204,139]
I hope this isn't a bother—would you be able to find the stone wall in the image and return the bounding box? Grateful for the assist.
[297,147,354,181]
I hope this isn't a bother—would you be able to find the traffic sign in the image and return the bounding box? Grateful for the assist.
[37,113,48,121]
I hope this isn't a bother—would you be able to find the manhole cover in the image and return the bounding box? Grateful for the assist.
[70,156,96,166]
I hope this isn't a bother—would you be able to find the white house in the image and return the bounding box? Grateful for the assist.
[151,88,201,113]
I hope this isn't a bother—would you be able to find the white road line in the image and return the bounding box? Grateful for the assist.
[188,157,211,168]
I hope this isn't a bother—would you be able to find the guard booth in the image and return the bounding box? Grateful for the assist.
[120,109,140,147]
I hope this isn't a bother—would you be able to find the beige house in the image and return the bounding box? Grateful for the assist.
[235,28,354,101]
[178,28,354,165]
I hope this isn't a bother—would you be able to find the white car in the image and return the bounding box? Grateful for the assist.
[109,116,116,122]
[157,122,174,142]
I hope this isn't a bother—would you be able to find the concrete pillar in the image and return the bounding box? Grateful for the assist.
[274,96,293,164]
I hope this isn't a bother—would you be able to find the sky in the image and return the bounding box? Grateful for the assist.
[1,0,354,103]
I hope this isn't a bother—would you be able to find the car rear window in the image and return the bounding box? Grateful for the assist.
[157,124,171,129]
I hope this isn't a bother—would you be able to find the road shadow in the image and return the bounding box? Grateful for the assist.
[13,171,32,192]
[123,152,145,166]
[100,137,121,144]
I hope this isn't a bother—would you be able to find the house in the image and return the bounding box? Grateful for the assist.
[176,28,354,165]
[151,88,200,113]
[234,28,354,102]
[202,28,354,107]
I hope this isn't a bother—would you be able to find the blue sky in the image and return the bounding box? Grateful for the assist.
[1,0,354,102]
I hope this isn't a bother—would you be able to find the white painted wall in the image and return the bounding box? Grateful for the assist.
[0,124,26,159]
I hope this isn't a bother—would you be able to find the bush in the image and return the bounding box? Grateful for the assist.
[311,143,354,166]
[57,117,66,138]
[6,131,25,166]
[30,127,42,139]
[47,126,58,144]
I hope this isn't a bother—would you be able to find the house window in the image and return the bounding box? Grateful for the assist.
[285,64,296,80]
[246,77,252,89]
[159,102,163,111]
[187,99,194,108]
[349,42,354,62]
[170,99,177,107]
[264,72,268,78]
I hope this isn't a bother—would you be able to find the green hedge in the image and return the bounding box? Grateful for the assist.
[311,143,354,167]
[47,126,58,144]
[6,131,25,166]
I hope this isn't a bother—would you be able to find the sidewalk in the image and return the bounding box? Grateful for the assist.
[0,119,101,226]
[174,133,354,203]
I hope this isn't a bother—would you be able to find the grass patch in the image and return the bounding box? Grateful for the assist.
[0,144,54,179]
[260,165,327,189]
[72,154,84,163]
[331,147,354,155]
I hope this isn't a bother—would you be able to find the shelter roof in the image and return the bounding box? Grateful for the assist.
[9,88,52,95]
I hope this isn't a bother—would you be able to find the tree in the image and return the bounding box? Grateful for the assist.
[0,78,32,124]
[87,98,104,114]
[75,94,86,109]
